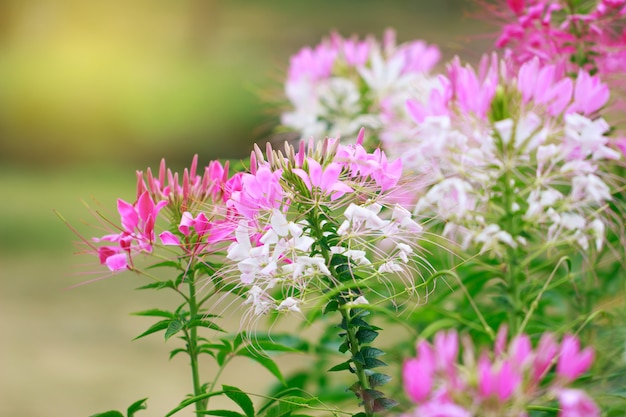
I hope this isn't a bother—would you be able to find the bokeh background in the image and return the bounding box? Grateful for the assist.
[0,1,489,416]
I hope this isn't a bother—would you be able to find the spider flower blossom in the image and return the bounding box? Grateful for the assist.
[94,191,167,271]
[223,137,425,316]
[281,30,441,144]
[401,328,598,417]
[390,55,620,256]
[91,157,243,271]
[482,0,626,77]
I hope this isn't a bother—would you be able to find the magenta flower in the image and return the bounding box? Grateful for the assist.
[557,334,594,381]
[292,158,353,200]
[556,389,600,417]
[403,341,436,403]
[229,167,285,219]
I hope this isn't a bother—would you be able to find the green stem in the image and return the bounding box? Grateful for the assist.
[341,307,374,417]
[306,205,377,417]
[503,147,521,335]
[186,267,206,413]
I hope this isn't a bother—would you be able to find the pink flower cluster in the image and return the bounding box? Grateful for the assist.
[94,156,242,271]
[282,30,441,142]
[90,134,425,316]
[387,54,619,256]
[224,136,422,316]
[402,328,598,417]
[489,0,626,76]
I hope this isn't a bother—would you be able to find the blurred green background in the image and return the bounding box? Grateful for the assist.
[0,1,487,416]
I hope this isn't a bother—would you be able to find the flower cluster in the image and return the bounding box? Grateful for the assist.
[282,30,441,144]
[224,135,425,316]
[92,156,240,271]
[387,54,621,257]
[483,0,626,77]
[402,328,598,417]
[89,135,427,318]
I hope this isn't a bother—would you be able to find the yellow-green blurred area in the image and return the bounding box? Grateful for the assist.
[0,1,485,416]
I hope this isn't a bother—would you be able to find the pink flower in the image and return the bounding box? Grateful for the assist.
[533,332,558,382]
[292,158,354,200]
[556,389,600,417]
[478,356,521,401]
[229,167,284,218]
[287,43,338,83]
[404,341,436,403]
[557,335,594,381]
[507,0,526,15]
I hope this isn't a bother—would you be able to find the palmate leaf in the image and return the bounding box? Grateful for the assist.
[188,318,225,333]
[223,385,255,417]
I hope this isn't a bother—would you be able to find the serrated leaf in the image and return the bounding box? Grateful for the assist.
[360,347,384,358]
[223,385,255,417]
[372,397,398,412]
[355,329,378,344]
[132,309,176,319]
[264,396,313,417]
[363,357,387,369]
[133,319,171,340]
[197,410,246,417]
[328,360,352,372]
[164,320,184,340]
[362,389,385,400]
[368,373,392,388]
[89,412,124,417]
[237,350,286,385]
[127,398,148,417]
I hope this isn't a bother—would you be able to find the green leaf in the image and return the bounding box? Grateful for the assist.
[223,385,255,417]
[363,357,387,369]
[264,396,313,417]
[237,350,286,385]
[328,360,352,372]
[146,260,183,270]
[372,397,398,412]
[323,299,339,314]
[133,319,171,340]
[164,320,184,340]
[352,413,367,417]
[127,398,148,417]
[368,373,391,388]
[89,412,124,417]
[188,318,225,333]
[135,281,175,291]
[132,309,176,319]
[355,329,378,344]
[359,347,385,358]
[338,341,350,354]
[197,410,246,417]
[168,348,187,360]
